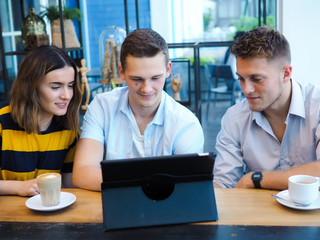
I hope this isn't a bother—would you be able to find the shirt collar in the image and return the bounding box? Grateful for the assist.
[288,79,306,119]
[151,91,165,126]
[251,79,306,123]
[120,87,131,116]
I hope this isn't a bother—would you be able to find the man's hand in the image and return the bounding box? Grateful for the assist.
[235,172,255,188]
[235,162,320,190]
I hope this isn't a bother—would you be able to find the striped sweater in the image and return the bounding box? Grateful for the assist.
[0,103,77,180]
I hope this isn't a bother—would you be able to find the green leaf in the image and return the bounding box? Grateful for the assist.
[40,5,82,22]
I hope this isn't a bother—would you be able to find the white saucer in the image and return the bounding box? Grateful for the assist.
[25,192,76,211]
[275,190,320,210]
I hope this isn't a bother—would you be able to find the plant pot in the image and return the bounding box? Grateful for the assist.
[51,19,80,48]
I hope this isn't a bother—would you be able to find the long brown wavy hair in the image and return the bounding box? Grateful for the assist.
[10,46,82,134]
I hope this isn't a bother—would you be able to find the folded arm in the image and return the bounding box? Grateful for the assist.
[72,138,104,191]
[235,161,320,190]
[237,121,320,189]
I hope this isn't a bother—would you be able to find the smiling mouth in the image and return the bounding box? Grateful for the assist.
[56,103,68,107]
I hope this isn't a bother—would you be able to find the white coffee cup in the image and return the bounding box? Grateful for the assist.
[288,175,320,205]
[37,173,61,207]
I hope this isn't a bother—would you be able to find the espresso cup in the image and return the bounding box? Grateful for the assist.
[37,173,61,207]
[288,175,320,205]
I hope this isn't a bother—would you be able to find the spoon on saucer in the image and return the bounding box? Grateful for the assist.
[271,194,311,207]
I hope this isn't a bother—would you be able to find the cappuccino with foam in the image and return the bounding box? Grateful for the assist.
[37,173,61,207]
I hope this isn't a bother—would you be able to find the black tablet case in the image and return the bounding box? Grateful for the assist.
[100,152,218,230]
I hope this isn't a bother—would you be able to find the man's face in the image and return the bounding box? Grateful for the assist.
[236,57,291,112]
[119,53,171,112]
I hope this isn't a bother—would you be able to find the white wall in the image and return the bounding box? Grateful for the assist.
[150,0,172,42]
[150,0,204,58]
[280,0,320,85]
[150,0,204,43]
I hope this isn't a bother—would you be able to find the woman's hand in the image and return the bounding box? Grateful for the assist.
[16,179,40,196]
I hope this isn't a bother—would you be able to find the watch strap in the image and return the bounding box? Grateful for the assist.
[251,172,263,189]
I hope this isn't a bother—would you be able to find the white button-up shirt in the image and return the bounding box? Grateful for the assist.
[214,80,320,188]
[81,87,204,160]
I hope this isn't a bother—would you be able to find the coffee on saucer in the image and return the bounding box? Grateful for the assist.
[37,173,61,207]
[288,175,320,206]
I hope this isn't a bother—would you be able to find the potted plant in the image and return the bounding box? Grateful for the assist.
[40,5,82,48]
[232,15,276,33]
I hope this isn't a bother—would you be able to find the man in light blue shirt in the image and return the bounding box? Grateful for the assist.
[73,29,204,191]
[214,26,320,190]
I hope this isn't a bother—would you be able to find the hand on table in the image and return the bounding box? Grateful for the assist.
[16,178,39,196]
[235,172,255,188]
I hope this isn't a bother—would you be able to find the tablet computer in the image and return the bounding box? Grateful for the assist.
[101,152,218,230]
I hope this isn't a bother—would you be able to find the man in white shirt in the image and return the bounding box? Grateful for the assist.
[73,29,204,191]
[214,26,320,190]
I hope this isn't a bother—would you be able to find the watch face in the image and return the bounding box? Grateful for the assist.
[253,172,262,179]
[252,172,263,188]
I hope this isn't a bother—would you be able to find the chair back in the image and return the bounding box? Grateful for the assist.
[215,64,234,80]
[205,64,241,120]
[208,64,234,90]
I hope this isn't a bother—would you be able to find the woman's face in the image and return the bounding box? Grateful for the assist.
[37,66,75,122]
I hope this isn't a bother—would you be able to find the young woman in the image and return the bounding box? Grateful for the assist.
[0,46,82,196]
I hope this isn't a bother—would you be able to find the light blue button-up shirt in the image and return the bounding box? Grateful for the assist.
[214,80,320,188]
[81,87,204,160]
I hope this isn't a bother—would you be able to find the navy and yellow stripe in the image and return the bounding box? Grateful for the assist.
[0,103,77,181]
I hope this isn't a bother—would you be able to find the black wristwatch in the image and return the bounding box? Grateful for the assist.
[251,172,263,189]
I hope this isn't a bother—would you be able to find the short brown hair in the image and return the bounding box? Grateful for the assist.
[120,28,169,71]
[10,46,82,134]
[231,26,291,64]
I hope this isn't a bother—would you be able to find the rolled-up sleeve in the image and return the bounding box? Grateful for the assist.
[80,95,106,144]
[214,112,244,188]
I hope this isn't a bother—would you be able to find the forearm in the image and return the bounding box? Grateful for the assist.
[0,179,39,196]
[72,138,104,191]
[72,166,102,191]
[260,162,320,190]
[236,162,320,190]
[0,180,20,195]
